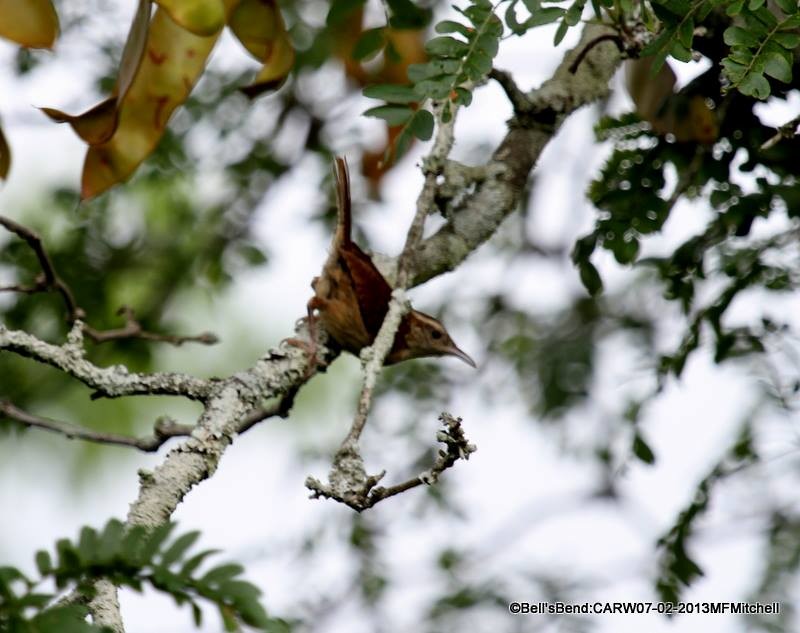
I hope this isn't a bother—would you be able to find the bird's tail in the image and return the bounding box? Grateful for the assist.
[333,156,352,246]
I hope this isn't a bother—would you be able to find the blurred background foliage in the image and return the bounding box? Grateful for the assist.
[3,0,800,631]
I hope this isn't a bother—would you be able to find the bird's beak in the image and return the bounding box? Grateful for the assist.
[448,345,477,368]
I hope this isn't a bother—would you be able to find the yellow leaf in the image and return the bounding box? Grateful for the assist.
[155,0,225,36]
[229,0,294,97]
[41,98,119,145]
[0,122,10,180]
[81,4,234,199]
[40,0,151,145]
[0,0,58,49]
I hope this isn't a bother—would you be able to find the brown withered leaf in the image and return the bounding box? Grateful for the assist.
[229,0,294,97]
[154,0,226,36]
[0,0,59,49]
[81,3,233,199]
[41,0,152,146]
[0,123,10,180]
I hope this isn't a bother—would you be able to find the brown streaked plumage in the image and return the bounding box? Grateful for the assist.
[308,156,475,367]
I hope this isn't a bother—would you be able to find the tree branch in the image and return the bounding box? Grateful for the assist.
[306,413,475,511]
[0,401,193,451]
[0,215,218,347]
[0,215,83,318]
[383,24,624,288]
[0,321,212,400]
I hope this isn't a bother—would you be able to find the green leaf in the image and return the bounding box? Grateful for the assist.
[773,0,796,12]
[161,531,201,567]
[726,0,745,14]
[191,601,203,626]
[453,86,472,106]
[677,17,694,48]
[424,36,470,58]
[413,78,454,99]
[393,125,415,159]
[363,105,414,125]
[141,523,177,562]
[721,57,747,81]
[476,31,499,57]
[97,519,125,562]
[564,0,584,25]
[763,50,792,82]
[352,28,385,61]
[441,100,453,123]
[435,19,472,36]
[505,3,527,34]
[527,6,565,26]
[408,109,434,140]
[407,59,461,82]
[201,563,245,586]
[363,83,419,103]
[723,26,760,47]
[739,72,770,98]
[553,20,569,45]
[669,40,693,62]
[578,261,603,296]
[180,549,220,577]
[773,31,800,48]
[77,527,99,563]
[633,433,656,464]
[748,0,765,10]
[36,550,53,576]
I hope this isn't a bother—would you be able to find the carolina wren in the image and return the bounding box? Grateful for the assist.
[308,157,475,367]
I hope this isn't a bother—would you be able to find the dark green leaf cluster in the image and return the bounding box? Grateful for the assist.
[0,520,283,633]
[505,0,623,46]
[577,98,800,378]
[722,0,800,98]
[641,0,800,99]
[641,0,716,71]
[655,425,757,603]
[363,0,503,158]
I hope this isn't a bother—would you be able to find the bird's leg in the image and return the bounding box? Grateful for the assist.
[285,296,326,375]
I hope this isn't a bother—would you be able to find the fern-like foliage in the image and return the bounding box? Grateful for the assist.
[0,520,287,633]
[722,0,800,98]
[363,0,503,158]
[640,0,800,99]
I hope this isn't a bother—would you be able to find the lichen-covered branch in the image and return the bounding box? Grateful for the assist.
[386,24,623,288]
[0,322,211,400]
[306,413,475,511]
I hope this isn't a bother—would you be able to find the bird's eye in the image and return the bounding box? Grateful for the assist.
[431,330,442,340]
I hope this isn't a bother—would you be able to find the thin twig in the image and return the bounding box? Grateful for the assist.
[489,68,531,114]
[568,33,624,75]
[0,215,218,347]
[83,306,218,346]
[761,112,800,151]
[306,413,475,510]
[0,400,193,452]
[0,215,84,319]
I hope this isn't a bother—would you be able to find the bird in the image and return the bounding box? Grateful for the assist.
[306,156,475,368]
